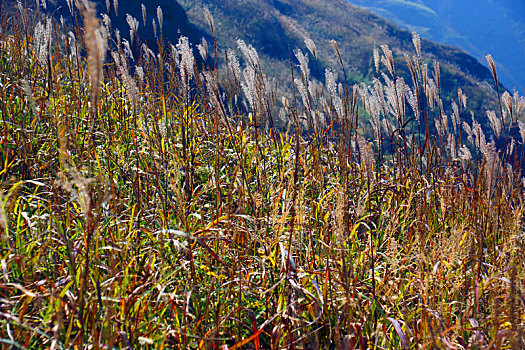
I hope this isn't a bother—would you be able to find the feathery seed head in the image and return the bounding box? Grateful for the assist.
[502,91,513,122]
[294,48,310,82]
[141,4,146,27]
[487,110,501,139]
[304,37,317,59]
[237,39,260,68]
[157,6,163,31]
[412,31,421,57]
[152,19,157,38]
[197,37,208,61]
[176,36,195,84]
[227,49,241,83]
[102,14,111,31]
[126,14,139,44]
[65,0,73,14]
[518,120,525,143]
[381,45,395,78]
[113,0,118,16]
[204,8,215,35]
[486,54,498,84]
[122,39,133,61]
[373,47,380,73]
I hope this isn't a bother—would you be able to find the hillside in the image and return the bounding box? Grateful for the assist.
[177,0,504,122]
[346,0,525,93]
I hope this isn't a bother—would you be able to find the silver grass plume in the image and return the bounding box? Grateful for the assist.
[412,31,421,57]
[295,77,310,112]
[487,110,501,139]
[141,4,146,27]
[169,44,180,67]
[241,66,257,110]
[441,113,449,135]
[435,119,445,138]
[451,100,459,134]
[507,139,515,158]
[67,31,76,57]
[113,0,118,16]
[502,91,513,123]
[102,14,111,32]
[152,19,157,38]
[33,18,53,65]
[114,29,120,47]
[197,37,208,61]
[203,71,221,112]
[304,37,317,60]
[105,0,110,13]
[373,78,388,116]
[40,0,46,10]
[458,88,467,110]
[176,36,194,85]
[448,133,457,160]
[486,54,498,85]
[126,14,139,45]
[373,47,380,73]
[227,48,241,84]
[122,39,133,61]
[357,136,375,179]
[157,6,163,31]
[381,45,395,78]
[294,48,310,82]
[433,60,441,93]
[330,40,343,68]
[407,89,419,123]
[472,117,487,152]
[204,8,215,35]
[514,90,525,119]
[481,141,499,195]
[135,66,144,84]
[518,120,525,143]
[506,163,514,191]
[325,68,343,119]
[459,145,471,165]
[111,51,139,107]
[463,121,474,144]
[237,39,260,68]
[66,0,73,14]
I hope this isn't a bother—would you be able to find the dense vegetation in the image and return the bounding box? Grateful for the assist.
[1,1,524,349]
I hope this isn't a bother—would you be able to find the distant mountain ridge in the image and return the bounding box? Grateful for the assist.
[345,0,525,93]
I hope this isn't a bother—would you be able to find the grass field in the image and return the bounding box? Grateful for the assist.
[0,1,524,349]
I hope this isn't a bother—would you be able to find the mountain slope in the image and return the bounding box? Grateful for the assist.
[345,0,525,93]
[177,0,501,116]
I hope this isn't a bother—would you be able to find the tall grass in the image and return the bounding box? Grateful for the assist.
[0,1,524,348]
